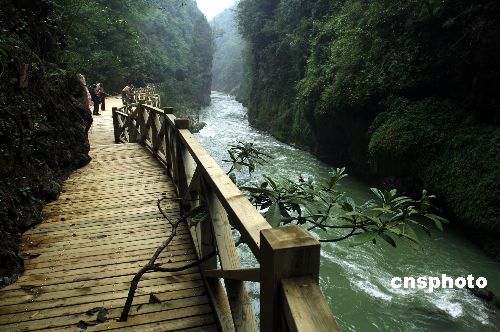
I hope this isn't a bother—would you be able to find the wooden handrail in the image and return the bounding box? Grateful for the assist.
[112,98,340,332]
[281,277,340,332]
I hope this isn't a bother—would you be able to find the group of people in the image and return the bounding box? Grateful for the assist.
[89,83,105,115]
[78,75,136,115]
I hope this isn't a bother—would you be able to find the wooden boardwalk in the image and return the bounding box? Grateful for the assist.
[0,97,218,331]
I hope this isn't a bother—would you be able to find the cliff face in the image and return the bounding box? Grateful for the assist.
[236,0,500,257]
[0,0,92,287]
[211,7,246,98]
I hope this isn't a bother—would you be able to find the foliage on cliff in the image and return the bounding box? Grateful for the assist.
[237,0,500,256]
[0,0,92,287]
[55,0,213,109]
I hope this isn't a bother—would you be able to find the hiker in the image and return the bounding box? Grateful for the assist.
[96,83,105,111]
[89,83,100,115]
[122,83,133,105]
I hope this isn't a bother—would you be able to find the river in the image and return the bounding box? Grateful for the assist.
[194,91,500,331]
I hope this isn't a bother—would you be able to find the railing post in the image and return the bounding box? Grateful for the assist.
[260,226,321,332]
[137,103,146,144]
[128,110,138,143]
[162,108,174,174]
[112,107,120,143]
[174,118,190,204]
[151,113,159,154]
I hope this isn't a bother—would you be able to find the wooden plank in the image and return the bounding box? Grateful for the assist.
[202,180,257,331]
[27,214,176,236]
[12,257,200,290]
[0,270,200,301]
[21,224,186,248]
[41,205,168,224]
[0,281,205,317]
[204,278,235,332]
[87,304,213,332]
[23,219,176,242]
[152,112,161,153]
[204,268,260,282]
[44,188,168,204]
[62,170,167,183]
[165,125,174,177]
[20,233,193,258]
[3,299,212,332]
[22,241,194,270]
[176,135,189,201]
[0,278,204,312]
[182,324,220,332]
[112,107,120,143]
[0,287,206,325]
[182,144,197,187]
[281,277,340,332]
[115,105,140,139]
[260,226,321,332]
[178,129,272,259]
[199,216,234,332]
[94,314,217,332]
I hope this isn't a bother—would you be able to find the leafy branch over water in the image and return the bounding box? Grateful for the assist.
[226,142,448,247]
[223,141,271,180]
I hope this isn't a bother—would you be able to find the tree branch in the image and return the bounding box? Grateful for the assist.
[319,228,361,242]
[119,197,216,322]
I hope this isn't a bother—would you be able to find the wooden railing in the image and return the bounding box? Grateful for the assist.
[112,102,340,332]
[132,92,161,107]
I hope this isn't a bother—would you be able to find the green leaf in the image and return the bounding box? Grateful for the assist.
[389,189,397,198]
[370,188,384,200]
[264,176,278,190]
[266,202,282,227]
[349,231,377,247]
[344,196,356,210]
[424,213,449,232]
[229,173,236,184]
[387,227,402,235]
[378,232,397,247]
[401,224,420,244]
[420,224,432,236]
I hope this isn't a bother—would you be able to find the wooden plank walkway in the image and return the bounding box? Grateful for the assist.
[0,97,218,331]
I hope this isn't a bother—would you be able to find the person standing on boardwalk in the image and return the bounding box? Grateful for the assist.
[89,83,100,115]
[96,83,105,111]
[122,83,132,105]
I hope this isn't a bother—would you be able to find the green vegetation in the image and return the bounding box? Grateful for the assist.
[235,0,500,256]
[56,0,213,110]
[225,142,448,248]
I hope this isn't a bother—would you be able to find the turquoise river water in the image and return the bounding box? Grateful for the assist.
[194,92,500,331]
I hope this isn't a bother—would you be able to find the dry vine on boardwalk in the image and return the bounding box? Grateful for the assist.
[119,197,215,321]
